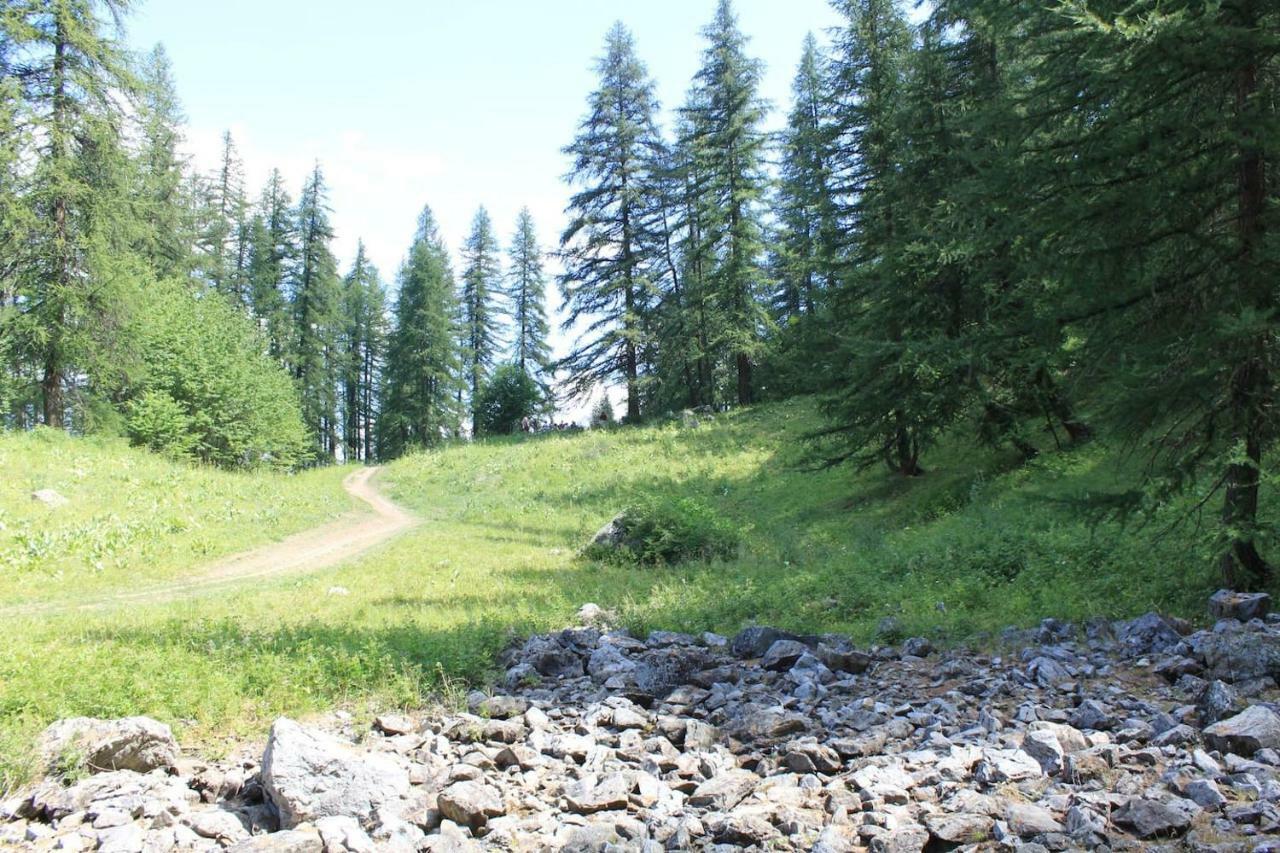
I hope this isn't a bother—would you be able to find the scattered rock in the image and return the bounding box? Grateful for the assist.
[1113,797,1192,838]
[31,489,68,508]
[1203,705,1280,755]
[261,717,410,828]
[1210,589,1271,622]
[38,716,178,775]
[436,781,504,830]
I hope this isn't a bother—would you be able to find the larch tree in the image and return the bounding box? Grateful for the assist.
[459,205,502,435]
[246,169,296,363]
[132,44,192,282]
[291,162,342,459]
[379,206,461,456]
[2,0,140,429]
[340,241,387,462]
[506,207,551,396]
[559,21,664,423]
[203,131,249,302]
[682,0,770,406]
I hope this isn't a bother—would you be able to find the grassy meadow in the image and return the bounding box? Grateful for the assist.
[0,399,1265,792]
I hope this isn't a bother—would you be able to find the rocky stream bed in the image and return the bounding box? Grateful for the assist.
[4,591,1280,851]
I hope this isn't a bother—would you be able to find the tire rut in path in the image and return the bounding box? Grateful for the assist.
[2,466,417,617]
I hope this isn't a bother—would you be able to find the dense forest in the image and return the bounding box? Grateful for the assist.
[1,0,1278,589]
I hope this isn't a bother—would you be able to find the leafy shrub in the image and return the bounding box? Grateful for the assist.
[126,390,197,459]
[124,280,311,470]
[587,495,739,565]
[474,364,544,435]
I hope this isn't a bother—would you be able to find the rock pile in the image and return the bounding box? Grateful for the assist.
[4,593,1280,851]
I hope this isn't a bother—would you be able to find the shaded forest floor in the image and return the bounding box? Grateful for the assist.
[1,397,1274,793]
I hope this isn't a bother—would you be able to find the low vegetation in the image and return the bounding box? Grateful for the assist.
[2,398,1272,794]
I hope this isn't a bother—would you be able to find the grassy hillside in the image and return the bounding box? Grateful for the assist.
[0,429,354,606]
[0,399,1267,792]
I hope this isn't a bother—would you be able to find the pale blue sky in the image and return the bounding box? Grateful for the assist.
[124,0,847,413]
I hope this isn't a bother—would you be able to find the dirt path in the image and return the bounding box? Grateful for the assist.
[3,466,417,617]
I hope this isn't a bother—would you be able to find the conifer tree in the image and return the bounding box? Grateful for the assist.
[683,0,771,406]
[203,131,249,302]
[379,206,461,456]
[2,0,140,428]
[340,242,387,461]
[460,206,502,434]
[132,45,193,281]
[506,207,551,395]
[291,163,342,459]
[559,22,664,422]
[246,169,295,363]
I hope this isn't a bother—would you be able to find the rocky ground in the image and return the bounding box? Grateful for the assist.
[4,591,1280,852]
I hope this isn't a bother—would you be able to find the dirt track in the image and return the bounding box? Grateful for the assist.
[1,466,416,617]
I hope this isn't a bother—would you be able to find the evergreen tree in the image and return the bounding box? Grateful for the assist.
[246,169,296,363]
[379,206,461,456]
[460,206,503,434]
[202,131,249,302]
[132,45,193,281]
[1,0,140,428]
[291,162,342,459]
[340,241,387,461]
[559,22,664,422]
[682,0,771,406]
[506,207,551,397]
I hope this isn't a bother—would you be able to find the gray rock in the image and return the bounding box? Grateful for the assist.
[1198,679,1242,726]
[436,781,504,830]
[39,717,178,775]
[688,769,757,810]
[731,626,801,659]
[1004,801,1064,837]
[95,823,145,853]
[565,773,631,814]
[31,489,69,508]
[1203,705,1280,755]
[922,812,993,844]
[727,705,807,742]
[315,815,375,853]
[1113,797,1192,838]
[902,637,932,657]
[184,809,248,842]
[1184,779,1227,809]
[1210,590,1271,623]
[261,718,410,829]
[1070,699,1113,731]
[226,829,324,852]
[760,639,808,671]
[1116,612,1184,656]
[1022,729,1065,775]
[1202,630,1280,683]
[868,825,929,853]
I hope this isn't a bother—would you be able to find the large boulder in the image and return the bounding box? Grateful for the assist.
[731,627,803,659]
[261,718,410,829]
[1115,612,1184,656]
[1209,589,1271,623]
[1202,705,1280,756]
[38,717,178,775]
[436,781,504,830]
[1200,629,1280,683]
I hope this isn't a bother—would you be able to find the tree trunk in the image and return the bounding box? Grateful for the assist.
[736,352,753,406]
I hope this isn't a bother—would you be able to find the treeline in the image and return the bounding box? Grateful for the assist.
[557,0,1278,588]
[0,1,554,466]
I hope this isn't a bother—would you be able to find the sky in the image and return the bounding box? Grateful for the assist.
[122,0,847,416]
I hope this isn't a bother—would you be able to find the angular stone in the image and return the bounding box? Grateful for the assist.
[1202,630,1280,683]
[1116,613,1184,656]
[1203,705,1280,755]
[1197,680,1242,726]
[761,639,809,671]
[688,769,758,811]
[1210,590,1271,622]
[1113,797,1192,839]
[261,718,410,829]
[922,812,993,844]
[731,626,802,659]
[1022,729,1065,775]
[1004,801,1063,837]
[436,781,504,830]
[565,773,631,815]
[226,829,324,852]
[39,717,178,775]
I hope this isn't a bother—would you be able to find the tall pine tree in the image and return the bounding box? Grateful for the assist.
[506,207,551,395]
[460,206,502,434]
[291,163,342,459]
[559,22,665,422]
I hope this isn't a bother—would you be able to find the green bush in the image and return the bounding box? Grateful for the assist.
[125,391,197,459]
[474,364,544,436]
[124,280,311,470]
[587,495,740,566]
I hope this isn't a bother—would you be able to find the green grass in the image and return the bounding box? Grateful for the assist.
[0,399,1271,793]
[0,429,354,606]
